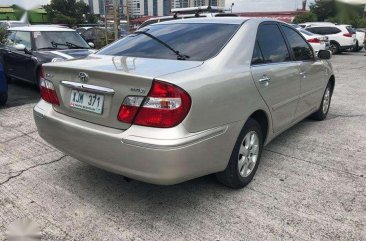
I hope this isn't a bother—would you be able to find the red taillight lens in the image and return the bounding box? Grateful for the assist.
[343,33,353,37]
[39,67,59,105]
[118,80,191,128]
[307,38,320,43]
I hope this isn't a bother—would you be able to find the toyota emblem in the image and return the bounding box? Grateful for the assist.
[78,72,89,83]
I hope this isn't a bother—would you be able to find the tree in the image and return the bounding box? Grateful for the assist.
[293,12,317,24]
[44,0,90,26]
[309,0,337,21]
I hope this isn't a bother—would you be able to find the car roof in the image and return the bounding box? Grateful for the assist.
[147,17,250,25]
[8,26,75,32]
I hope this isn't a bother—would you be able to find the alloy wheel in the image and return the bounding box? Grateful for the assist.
[238,131,259,178]
[322,87,331,114]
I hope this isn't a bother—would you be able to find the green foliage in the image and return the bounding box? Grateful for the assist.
[309,0,337,22]
[86,14,98,24]
[307,0,366,27]
[44,0,90,26]
[293,12,317,24]
[0,27,7,44]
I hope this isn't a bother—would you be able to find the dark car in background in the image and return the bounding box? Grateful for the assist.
[0,26,96,86]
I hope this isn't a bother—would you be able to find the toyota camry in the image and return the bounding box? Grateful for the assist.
[33,18,334,188]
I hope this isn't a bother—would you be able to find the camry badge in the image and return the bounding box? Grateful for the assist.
[78,72,89,83]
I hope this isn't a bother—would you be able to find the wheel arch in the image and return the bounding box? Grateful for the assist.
[248,110,270,145]
[329,75,335,93]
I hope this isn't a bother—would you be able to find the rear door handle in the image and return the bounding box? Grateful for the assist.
[258,75,271,86]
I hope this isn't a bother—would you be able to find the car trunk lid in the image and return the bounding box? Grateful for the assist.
[42,55,202,130]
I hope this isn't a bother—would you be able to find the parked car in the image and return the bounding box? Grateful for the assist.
[304,24,356,54]
[34,18,334,188]
[294,26,330,54]
[0,26,96,86]
[340,25,365,52]
[80,27,108,48]
[0,63,7,106]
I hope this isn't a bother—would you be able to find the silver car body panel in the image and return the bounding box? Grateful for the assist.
[34,17,334,185]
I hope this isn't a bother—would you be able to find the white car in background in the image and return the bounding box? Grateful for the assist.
[295,27,330,54]
[300,22,356,54]
[340,25,365,51]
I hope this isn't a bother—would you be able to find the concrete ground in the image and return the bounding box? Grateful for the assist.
[0,52,365,241]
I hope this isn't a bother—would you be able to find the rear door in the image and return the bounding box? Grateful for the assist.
[281,25,327,119]
[251,23,301,133]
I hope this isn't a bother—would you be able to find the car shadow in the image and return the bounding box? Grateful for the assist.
[5,80,40,108]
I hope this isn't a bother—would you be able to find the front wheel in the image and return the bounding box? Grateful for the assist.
[310,83,333,121]
[216,118,263,188]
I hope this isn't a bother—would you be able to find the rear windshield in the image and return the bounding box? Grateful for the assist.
[299,29,314,36]
[97,23,240,61]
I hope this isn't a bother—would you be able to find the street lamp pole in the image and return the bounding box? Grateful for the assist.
[231,3,234,13]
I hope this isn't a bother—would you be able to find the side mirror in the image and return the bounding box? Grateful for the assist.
[14,44,26,51]
[318,50,332,60]
[88,42,95,48]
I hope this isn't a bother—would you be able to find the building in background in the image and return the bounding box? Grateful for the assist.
[172,0,225,8]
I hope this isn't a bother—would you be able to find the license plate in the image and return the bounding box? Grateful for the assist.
[70,90,104,114]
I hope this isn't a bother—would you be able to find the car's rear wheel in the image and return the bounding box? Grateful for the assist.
[0,91,8,106]
[310,83,333,121]
[353,41,359,52]
[329,42,340,54]
[216,118,263,188]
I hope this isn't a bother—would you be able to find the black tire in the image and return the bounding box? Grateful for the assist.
[0,91,8,106]
[330,42,340,54]
[310,83,333,121]
[353,41,359,52]
[216,118,264,189]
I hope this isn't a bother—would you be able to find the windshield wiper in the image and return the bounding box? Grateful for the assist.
[51,41,88,49]
[66,41,89,49]
[37,47,60,50]
[134,30,190,60]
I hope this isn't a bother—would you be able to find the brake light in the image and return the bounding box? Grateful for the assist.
[39,67,59,105]
[118,80,191,128]
[343,33,353,37]
[307,38,320,43]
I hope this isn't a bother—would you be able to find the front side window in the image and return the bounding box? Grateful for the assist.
[14,31,32,49]
[98,23,240,61]
[4,30,16,45]
[256,24,290,63]
[282,26,314,61]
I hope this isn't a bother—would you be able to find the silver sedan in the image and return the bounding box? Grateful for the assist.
[34,18,334,188]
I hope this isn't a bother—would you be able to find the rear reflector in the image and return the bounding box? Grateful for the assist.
[118,80,191,128]
[39,67,59,105]
[343,33,353,37]
[307,38,320,43]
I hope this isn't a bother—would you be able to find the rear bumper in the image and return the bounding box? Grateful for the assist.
[339,44,355,51]
[33,101,241,185]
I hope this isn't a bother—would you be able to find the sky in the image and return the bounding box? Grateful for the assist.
[1,0,317,12]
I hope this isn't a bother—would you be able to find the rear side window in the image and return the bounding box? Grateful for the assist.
[282,26,314,61]
[346,26,356,34]
[328,27,341,34]
[251,41,264,65]
[98,23,240,61]
[256,24,290,63]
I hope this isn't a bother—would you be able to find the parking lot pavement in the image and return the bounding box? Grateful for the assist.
[0,52,365,241]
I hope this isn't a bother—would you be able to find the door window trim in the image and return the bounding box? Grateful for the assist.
[279,24,316,62]
[251,21,293,66]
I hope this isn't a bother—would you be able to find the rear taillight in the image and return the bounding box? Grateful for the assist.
[118,80,191,128]
[39,67,59,105]
[307,38,320,43]
[343,33,353,37]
